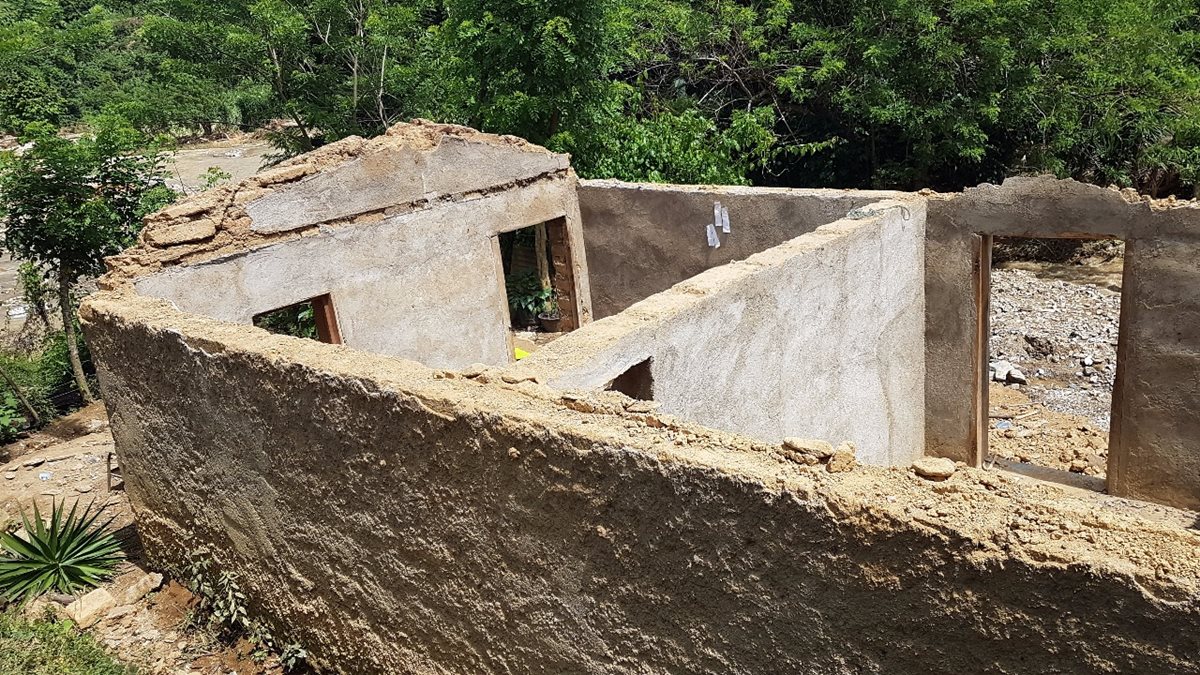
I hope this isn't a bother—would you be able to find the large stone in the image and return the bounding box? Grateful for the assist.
[990,361,1013,382]
[146,219,218,247]
[782,437,835,459]
[912,456,957,481]
[827,444,858,473]
[116,571,163,605]
[64,587,116,628]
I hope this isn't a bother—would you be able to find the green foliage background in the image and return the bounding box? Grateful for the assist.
[1,0,1198,192]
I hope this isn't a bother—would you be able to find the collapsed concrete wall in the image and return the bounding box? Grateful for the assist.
[513,201,926,466]
[925,177,1200,510]
[81,289,1200,675]
[74,119,1200,672]
[109,121,592,369]
[577,181,903,318]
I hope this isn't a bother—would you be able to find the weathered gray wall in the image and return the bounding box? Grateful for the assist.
[925,177,1200,510]
[515,201,926,467]
[125,122,592,371]
[577,181,903,318]
[81,291,1200,675]
[135,179,577,369]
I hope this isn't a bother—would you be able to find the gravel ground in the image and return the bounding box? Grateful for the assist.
[989,267,1122,430]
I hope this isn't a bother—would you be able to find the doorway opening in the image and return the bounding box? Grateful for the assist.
[982,236,1124,490]
[497,217,579,361]
[253,294,342,345]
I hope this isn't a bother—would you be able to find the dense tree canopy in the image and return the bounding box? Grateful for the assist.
[1,0,1197,193]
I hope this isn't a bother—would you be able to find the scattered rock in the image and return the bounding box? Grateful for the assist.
[117,572,164,606]
[1024,334,1055,358]
[990,361,1013,382]
[912,456,957,481]
[624,400,659,414]
[460,363,488,378]
[65,587,117,628]
[1007,368,1028,385]
[3,472,14,480]
[826,444,857,473]
[22,598,65,622]
[74,483,93,494]
[990,268,1121,428]
[104,605,138,622]
[23,457,46,467]
[782,437,834,459]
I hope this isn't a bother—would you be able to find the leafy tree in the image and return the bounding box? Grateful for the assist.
[2,0,1198,194]
[0,117,174,402]
[444,0,617,145]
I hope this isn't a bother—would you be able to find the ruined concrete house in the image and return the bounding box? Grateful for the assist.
[82,121,1200,673]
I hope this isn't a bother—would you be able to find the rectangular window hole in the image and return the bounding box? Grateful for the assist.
[253,294,342,344]
[606,358,654,401]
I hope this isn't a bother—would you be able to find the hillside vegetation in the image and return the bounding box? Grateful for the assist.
[2,0,1198,191]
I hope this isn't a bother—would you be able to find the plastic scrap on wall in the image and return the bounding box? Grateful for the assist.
[708,201,731,247]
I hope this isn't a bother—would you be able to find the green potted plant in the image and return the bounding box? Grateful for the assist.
[505,273,551,329]
[538,295,564,333]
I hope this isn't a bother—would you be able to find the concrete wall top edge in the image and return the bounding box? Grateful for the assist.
[930,175,1200,240]
[579,178,908,199]
[78,287,1200,602]
[515,199,920,381]
[101,120,572,291]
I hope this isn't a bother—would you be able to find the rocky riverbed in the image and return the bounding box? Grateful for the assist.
[989,267,1122,430]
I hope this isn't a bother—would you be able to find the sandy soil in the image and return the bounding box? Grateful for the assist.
[164,137,276,194]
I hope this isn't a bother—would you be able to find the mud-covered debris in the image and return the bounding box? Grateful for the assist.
[912,456,957,481]
[782,437,834,459]
[827,443,858,473]
[460,363,488,378]
[625,400,659,414]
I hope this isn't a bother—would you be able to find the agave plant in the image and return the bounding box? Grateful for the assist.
[0,500,124,603]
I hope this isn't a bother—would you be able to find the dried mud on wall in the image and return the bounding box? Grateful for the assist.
[82,291,1200,675]
[577,181,903,318]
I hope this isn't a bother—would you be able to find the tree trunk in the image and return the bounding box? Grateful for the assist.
[0,361,40,425]
[57,269,94,404]
[534,222,552,313]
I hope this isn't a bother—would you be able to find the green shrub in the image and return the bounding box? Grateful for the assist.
[505,272,551,318]
[0,392,25,444]
[0,500,123,604]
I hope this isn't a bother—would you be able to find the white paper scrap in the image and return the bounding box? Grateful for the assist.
[706,223,720,248]
[721,205,731,233]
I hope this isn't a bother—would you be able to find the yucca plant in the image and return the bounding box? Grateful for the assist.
[0,500,124,603]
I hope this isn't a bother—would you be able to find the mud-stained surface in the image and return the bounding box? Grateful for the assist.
[74,284,1200,674]
[1,405,284,674]
[987,382,1109,480]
